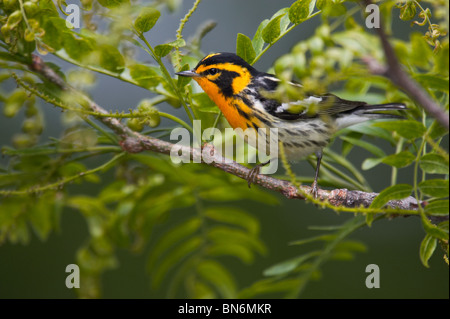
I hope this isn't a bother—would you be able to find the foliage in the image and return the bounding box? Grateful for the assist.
[0,0,448,298]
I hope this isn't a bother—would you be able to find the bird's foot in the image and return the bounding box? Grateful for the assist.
[310,180,320,199]
[247,161,270,188]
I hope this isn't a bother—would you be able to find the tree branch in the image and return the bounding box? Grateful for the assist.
[27,54,427,214]
[363,0,449,130]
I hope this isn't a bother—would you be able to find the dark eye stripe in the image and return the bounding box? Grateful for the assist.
[209,70,240,97]
[201,68,221,76]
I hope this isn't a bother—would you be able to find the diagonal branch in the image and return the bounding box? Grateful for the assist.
[27,54,427,214]
[363,0,449,130]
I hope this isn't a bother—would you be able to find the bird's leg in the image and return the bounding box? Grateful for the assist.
[247,160,270,188]
[311,151,323,198]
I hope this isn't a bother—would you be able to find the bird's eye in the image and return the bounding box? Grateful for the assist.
[208,68,219,75]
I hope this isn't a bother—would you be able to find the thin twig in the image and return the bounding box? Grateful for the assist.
[362,0,449,130]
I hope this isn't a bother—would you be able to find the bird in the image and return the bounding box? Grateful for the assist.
[176,52,406,197]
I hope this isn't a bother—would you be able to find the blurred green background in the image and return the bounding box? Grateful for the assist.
[0,0,448,298]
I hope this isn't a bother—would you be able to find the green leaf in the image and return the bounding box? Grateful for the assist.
[191,281,215,299]
[252,19,269,56]
[316,0,326,10]
[365,213,375,227]
[176,63,192,89]
[331,251,355,261]
[67,195,110,216]
[5,10,22,30]
[338,122,396,144]
[238,278,301,298]
[262,14,285,44]
[28,193,59,241]
[62,34,94,61]
[370,184,413,209]
[41,17,67,50]
[425,200,449,216]
[196,259,237,298]
[151,236,202,288]
[413,74,449,92]
[192,93,217,113]
[433,41,449,73]
[341,132,360,157]
[207,226,266,255]
[381,151,415,168]
[129,64,163,89]
[418,179,449,198]
[323,149,369,188]
[76,245,117,276]
[428,121,448,139]
[331,240,367,261]
[147,217,202,271]
[98,44,125,73]
[420,234,437,268]
[410,33,433,68]
[98,0,130,8]
[279,8,291,33]
[399,1,416,21]
[439,221,449,234]
[373,120,426,140]
[134,7,160,33]
[37,0,60,16]
[154,44,173,59]
[236,33,256,64]
[321,1,346,17]
[207,243,254,264]
[0,200,23,235]
[340,136,386,158]
[362,157,383,170]
[289,0,315,24]
[99,180,128,203]
[4,90,28,118]
[289,234,336,246]
[154,39,185,57]
[204,207,259,235]
[419,212,448,240]
[263,252,318,276]
[335,240,367,253]
[58,162,87,177]
[8,217,30,244]
[419,153,449,175]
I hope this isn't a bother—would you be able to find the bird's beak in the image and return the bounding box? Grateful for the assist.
[175,70,201,77]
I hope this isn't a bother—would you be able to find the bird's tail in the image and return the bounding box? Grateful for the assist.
[355,103,407,119]
[336,102,407,129]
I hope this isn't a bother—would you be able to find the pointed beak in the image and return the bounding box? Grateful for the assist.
[175,70,201,78]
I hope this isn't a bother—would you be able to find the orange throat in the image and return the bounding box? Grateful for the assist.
[194,77,250,130]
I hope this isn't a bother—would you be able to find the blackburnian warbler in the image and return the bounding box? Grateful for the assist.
[176,52,406,196]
